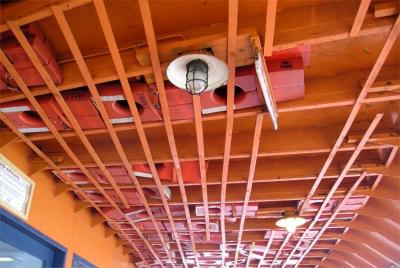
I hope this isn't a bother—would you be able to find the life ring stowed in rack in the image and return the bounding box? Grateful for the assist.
[0,23,63,91]
[0,95,69,133]
[97,82,163,124]
[0,89,105,133]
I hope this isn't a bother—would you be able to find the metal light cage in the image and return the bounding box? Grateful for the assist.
[185,59,209,95]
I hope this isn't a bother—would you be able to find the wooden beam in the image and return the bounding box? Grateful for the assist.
[256,230,275,268]
[270,233,292,266]
[232,113,264,267]
[192,95,210,240]
[0,5,397,106]
[374,1,399,18]
[299,14,400,214]
[366,78,400,93]
[29,126,396,170]
[335,241,390,268]
[290,177,369,267]
[366,162,400,178]
[284,116,383,266]
[0,114,147,262]
[136,0,201,265]
[356,216,400,245]
[350,0,372,37]
[83,182,372,206]
[331,251,373,268]
[326,256,353,268]
[367,198,400,219]
[0,0,92,33]
[52,4,180,264]
[7,21,131,208]
[2,14,164,265]
[244,242,256,268]
[220,0,239,265]
[15,66,400,144]
[263,0,278,56]
[343,230,400,264]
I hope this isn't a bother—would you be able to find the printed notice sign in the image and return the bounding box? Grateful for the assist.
[0,154,35,220]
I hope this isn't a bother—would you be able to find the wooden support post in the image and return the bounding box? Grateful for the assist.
[374,1,399,18]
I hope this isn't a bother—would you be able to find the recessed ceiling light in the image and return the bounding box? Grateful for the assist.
[0,257,15,262]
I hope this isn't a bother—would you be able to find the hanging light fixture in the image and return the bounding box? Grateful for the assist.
[167,53,228,95]
[186,59,208,94]
[276,211,306,233]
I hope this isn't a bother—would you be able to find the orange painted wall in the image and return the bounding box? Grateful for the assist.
[1,142,136,268]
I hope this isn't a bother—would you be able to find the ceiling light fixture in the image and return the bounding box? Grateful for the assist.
[276,211,306,233]
[0,257,15,262]
[167,54,228,95]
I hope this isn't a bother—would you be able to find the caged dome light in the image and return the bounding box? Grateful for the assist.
[166,53,228,95]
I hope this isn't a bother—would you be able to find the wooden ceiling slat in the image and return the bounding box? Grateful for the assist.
[329,241,388,267]
[294,172,368,267]
[291,16,399,266]
[0,29,164,265]
[340,230,399,264]
[0,98,149,263]
[349,0,372,37]
[7,21,131,208]
[298,15,400,216]
[0,0,92,33]
[16,76,400,143]
[256,230,275,268]
[283,114,383,266]
[86,184,372,206]
[263,0,277,56]
[28,127,395,169]
[270,232,292,267]
[93,0,194,265]
[220,0,239,265]
[50,5,176,265]
[244,242,256,268]
[232,113,264,266]
[136,0,206,265]
[192,95,211,240]
[0,1,397,267]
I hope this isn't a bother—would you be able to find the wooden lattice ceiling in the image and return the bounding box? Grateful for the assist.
[0,0,399,267]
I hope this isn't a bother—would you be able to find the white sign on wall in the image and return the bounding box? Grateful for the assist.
[0,154,35,220]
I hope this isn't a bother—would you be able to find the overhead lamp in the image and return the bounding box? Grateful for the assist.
[167,54,228,95]
[0,257,15,262]
[276,211,306,233]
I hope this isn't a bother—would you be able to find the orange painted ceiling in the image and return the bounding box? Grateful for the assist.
[0,0,399,267]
